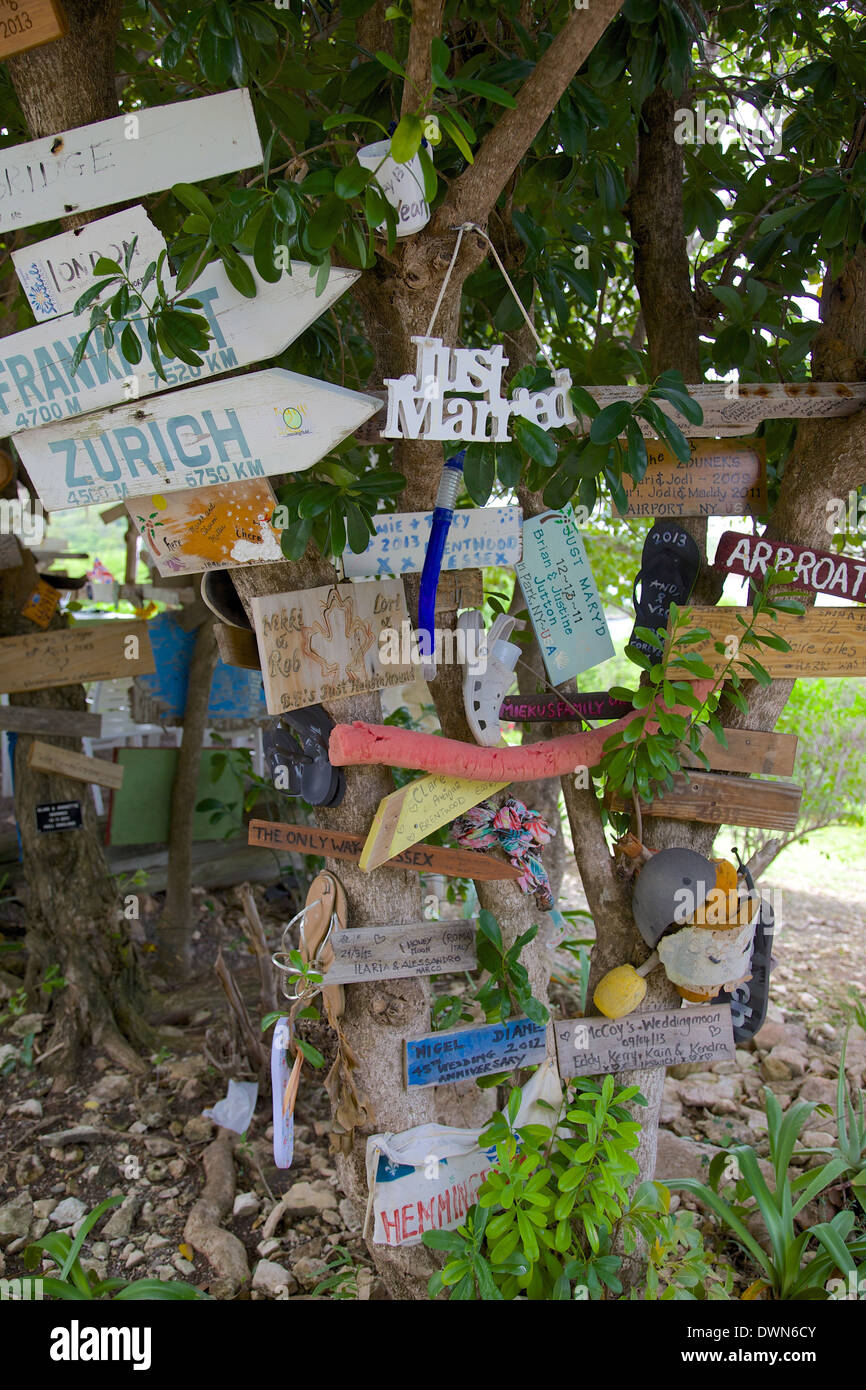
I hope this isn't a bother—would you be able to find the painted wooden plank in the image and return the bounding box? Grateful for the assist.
[215,623,260,671]
[0,89,261,234]
[679,606,866,678]
[500,692,631,722]
[247,818,522,881]
[27,738,123,790]
[678,727,798,777]
[359,774,510,873]
[341,506,522,578]
[618,439,766,518]
[320,920,477,986]
[15,368,381,511]
[575,383,866,437]
[100,502,127,524]
[515,504,614,680]
[0,621,154,693]
[0,0,66,61]
[404,1016,547,1088]
[555,1005,734,1077]
[12,206,165,321]
[126,479,282,576]
[133,611,266,723]
[714,530,866,604]
[0,705,102,736]
[1,257,359,432]
[20,576,59,627]
[252,579,414,716]
[607,770,802,830]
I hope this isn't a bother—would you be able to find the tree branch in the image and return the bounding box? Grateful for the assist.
[401,0,445,116]
[441,0,625,226]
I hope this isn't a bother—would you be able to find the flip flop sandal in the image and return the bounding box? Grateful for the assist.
[270,1016,300,1169]
[290,870,348,1030]
[628,521,701,664]
[716,860,775,1043]
[459,609,524,747]
[263,706,346,807]
[200,568,252,630]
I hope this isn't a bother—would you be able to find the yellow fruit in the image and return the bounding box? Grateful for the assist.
[712,858,739,893]
[677,983,719,1003]
[593,965,647,1019]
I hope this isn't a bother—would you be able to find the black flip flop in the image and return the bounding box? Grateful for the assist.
[717,858,775,1043]
[263,705,346,808]
[627,521,701,664]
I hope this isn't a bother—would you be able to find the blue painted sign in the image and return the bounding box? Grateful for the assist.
[135,611,267,721]
[514,504,614,682]
[404,1015,548,1088]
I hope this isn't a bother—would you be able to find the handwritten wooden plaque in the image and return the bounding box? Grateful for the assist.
[251,579,415,715]
[12,206,165,321]
[0,622,154,694]
[359,774,511,872]
[576,383,866,437]
[404,1016,548,1088]
[342,506,522,578]
[247,818,521,882]
[0,0,66,61]
[607,769,801,830]
[320,920,477,986]
[555,1005,735,1077]
[714,531,866,604]
[127,480,283,577]
[677,606,866,678]
[27,739,123,790]
[618,439,766,518]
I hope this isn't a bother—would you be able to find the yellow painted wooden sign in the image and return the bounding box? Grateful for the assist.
[360,774,510,872]
[21,577,59,628]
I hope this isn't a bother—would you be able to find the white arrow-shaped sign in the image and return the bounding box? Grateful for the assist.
[0,89,262,234]
[1,258,360,431]
[14,368,382,511]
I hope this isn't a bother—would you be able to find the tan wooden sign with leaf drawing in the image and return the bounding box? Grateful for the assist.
[251,579,415,714]
[0,621,154,693]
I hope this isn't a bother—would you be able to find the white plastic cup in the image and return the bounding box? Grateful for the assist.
[357,140,431,237]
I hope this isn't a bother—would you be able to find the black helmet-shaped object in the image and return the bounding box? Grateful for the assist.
[631,847,716,947]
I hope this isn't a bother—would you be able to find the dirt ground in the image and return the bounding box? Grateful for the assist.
[0,868,864,1300]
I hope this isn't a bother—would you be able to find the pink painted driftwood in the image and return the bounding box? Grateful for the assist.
[329,682,715,782]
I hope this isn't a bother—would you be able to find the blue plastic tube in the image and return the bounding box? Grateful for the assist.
[417,450,465,679]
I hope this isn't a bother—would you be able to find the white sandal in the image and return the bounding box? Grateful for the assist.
[458,609,524,746]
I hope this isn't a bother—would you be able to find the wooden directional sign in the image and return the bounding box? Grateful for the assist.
[252,579,414,715]
[0,705,102,737]
[618,439,766,518]
[15,368,381,511]
[127,480,283,577]
[575,383,866,437]
[342,506,522,578]
[0,621,154,693]
[247,818,522,882]
[1,257,359,431]
[12,206,165,321]
[555,1005,734,1077]
[404,1016,548,1088]
[501,692,631,722]
[679,606,866,678]
[319,920,477,986]
[0,89,261,234]
[360,774,511,873]
[607,769,801,830]
[27,739,123,790]
[515,505,614,681]
[0,0,66,61]
[714,531,866,604]
[678,726,798,777]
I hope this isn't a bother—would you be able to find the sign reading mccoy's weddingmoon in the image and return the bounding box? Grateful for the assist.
[0,89,262,233]
[14,369,381,510]
[12,206,167,322]
[714,530,866,604]
[555,1005,734,1077]
[0,259,359,431]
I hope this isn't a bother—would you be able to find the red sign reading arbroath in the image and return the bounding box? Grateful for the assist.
[714,531,866,603]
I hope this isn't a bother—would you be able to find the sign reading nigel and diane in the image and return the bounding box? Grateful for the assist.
[0,89,261,233]
[14,369,380,512]
[404,1016,548,1088]
[514,505,614,682]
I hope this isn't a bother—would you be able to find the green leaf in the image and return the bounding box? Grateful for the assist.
[512,415,558,468]
[171,183,215,220]
[335,161,373,200]
[464,443,495,504]
[307,194,345,251]
[296,1039,325,1068]
[221,251,257,299]
[590,400,632,444]
[390,114,424,164]
[477,909,503,951]
[120,323,142,365]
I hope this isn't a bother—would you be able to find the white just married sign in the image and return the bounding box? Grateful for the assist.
[0,258,359,431]
[382,335,575,442]
[14,368,382,510]
[12,206,167,321]
[0,89,262,233]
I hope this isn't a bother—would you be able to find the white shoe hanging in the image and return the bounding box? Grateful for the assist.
[458,609,524,746]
